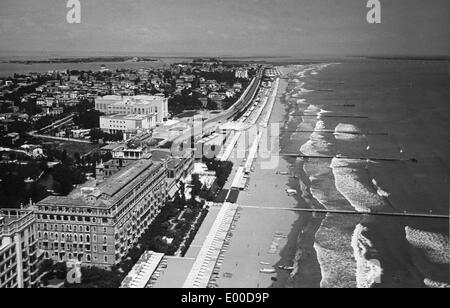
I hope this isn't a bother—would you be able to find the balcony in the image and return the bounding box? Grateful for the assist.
[30,238,39,246]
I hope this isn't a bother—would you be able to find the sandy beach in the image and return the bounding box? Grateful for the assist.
[216,60,449,288]
[215,66,326,288]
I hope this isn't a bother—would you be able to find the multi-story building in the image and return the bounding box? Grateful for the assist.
[0,209,40,288]
[99,114,156,134]
[95,95,169,123]
[150,149,195,200]
[97,146,194,201]
[34,159,168,269]
[235,68,249,79]
[96,145,152,180]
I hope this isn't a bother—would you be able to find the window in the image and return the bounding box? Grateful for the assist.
[104,256,108,263]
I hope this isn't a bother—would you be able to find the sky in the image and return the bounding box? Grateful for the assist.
[0,0,449,57]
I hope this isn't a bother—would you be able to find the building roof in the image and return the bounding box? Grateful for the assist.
[100,114,154,121]
[96,159,157,197]
[97,95,166,105]
[167,158,183,170]
[101,143,124,151]
[38,160,164,209]
[120,251,165,288]
[150,149,172,162]
[0,209,36,238]
[38,195,89,208]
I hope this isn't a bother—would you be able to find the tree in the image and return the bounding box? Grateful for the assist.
[168,95,203,116]
[74,152,81,165]
[52,165,86,196]
[74,110,101,129]
[191,174,202,198]
[89,128,104,142]
[206,99,218,110]
[54,262,67,280]
[203,158,233,188]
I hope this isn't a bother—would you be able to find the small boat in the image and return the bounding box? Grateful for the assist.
[260,268,276,274]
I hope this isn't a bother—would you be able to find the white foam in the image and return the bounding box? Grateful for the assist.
[330,158,388,212]
[300,119,329,156]
[314,217,357,288]
[351,224,383,288]
[334,123,363,141]
[405,227,450,264]
[424,278,450,288]
[304,104,320,114]
[371,179,391,198]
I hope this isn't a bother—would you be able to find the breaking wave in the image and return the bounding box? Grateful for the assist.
[405,227,450,264]
[330,158,389,213]
[351,224,383,288]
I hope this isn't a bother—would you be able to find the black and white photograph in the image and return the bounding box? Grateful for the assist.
[0,0,448,294]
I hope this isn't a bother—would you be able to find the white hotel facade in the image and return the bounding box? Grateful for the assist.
[96,95,169,134]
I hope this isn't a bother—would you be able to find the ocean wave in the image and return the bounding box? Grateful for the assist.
[424,278,450,288]
[310,187,330,207]
[334,123,363,141]
[291,82,314,96]
[330,158,388,212]
[314,215,358,288]
[317,109,331,119]
[371,179,391,198]
[405,227,450,264]
[300,120,329,156]
[351,224,383,288]
[304,104,320,115]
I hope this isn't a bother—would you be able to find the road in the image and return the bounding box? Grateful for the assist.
[170,67,264,147]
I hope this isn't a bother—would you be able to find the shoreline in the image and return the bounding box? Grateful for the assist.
[215,64,330,288]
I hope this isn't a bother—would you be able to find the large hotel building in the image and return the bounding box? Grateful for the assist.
[96,95,169,121]
[34,159,168,269]
[0,209,40,288]
[96,95,169,135]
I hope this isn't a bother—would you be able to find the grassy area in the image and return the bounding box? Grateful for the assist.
[53,141,100,157]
